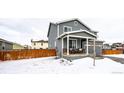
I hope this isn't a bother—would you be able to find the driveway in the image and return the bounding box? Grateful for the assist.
[104,56,124,64]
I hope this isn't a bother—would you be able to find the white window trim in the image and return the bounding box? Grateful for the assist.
[69,38,77,49]
[63,26,72,33]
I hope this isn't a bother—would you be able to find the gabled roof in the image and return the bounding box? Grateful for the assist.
[0,38,13,44]
[31,39,48,43]
[0,38,24,46]
[56,18,91,30]
[57,29,97,39]
[47,18,93,37]
[47,22,56,37]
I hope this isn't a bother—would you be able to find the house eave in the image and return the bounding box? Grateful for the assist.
[56,18,91,31]
[57,29,97,39]
[47,22,56,37]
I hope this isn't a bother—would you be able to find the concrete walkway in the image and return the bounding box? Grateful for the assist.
[104,56,124,64]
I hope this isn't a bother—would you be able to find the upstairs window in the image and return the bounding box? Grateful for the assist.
[63,26,72,32]
[74,21,78,26]
[41,43,43,46]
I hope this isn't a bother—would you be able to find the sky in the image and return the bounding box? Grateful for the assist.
[0,18,124,45]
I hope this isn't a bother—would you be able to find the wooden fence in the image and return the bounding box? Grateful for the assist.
[102,49,123,55]
[0,49,56,61]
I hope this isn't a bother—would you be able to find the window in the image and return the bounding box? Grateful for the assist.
[34,43,36,46]
[41,43,43,46]
[63,26,72,32]
[74,21,78,26]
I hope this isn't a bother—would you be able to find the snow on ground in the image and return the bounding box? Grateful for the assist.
[104,54,124,58]
[0,56,124,74]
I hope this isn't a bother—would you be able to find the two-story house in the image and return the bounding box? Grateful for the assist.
[47,18,104,57]
[31,39,48,49]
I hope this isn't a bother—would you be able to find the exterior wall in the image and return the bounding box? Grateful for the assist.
[13,44,24,49]
[83,41,103,55]
[63,38,67,49]
[69,37,81,49]
[31,42,48,49]
[59,20,96,36]
[5,43,13,50]
[0,42,2,50]
[56,39,62,57]
[63,38,103,55]
[87,46,102,55]
[63,37,83,49]
[48,24,57,49]
[77,38,81,48]
[0,42,13,50]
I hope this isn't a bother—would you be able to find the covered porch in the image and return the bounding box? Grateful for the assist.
[61,35,96,57]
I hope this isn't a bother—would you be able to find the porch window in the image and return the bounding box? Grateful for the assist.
[63,26,72,32]
[69,39,77,49]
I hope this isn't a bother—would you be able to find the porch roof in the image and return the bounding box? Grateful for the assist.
[57,29,97,39]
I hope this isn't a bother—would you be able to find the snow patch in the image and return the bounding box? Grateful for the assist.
[0,56,124,74]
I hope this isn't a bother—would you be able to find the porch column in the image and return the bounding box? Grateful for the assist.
[93,38,96,66]
[61,38,63,57]
[67,36,69,55]
[93,39,96,56]
[86,38,89,55]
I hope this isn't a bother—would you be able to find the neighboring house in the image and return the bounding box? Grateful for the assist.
[47,18,104,57]
[13,43,24,49]
[31,39,48,49]
[103,43,111,49]
[0,38,24,50]
[24,45,32,49]
[111,43,122,49]
[0,38,13,50]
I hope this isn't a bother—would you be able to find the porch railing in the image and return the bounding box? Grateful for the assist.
[63,48,86,55]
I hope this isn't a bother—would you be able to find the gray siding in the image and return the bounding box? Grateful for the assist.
[83,41,103,55]
[0,42,13,50]
[4,43,13,50]
[56,39,62,57]
[59,20,96,36]
[87,46,102,56]
[0,42,2,50]
[48,24,57,49]
[63,38,67,49]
